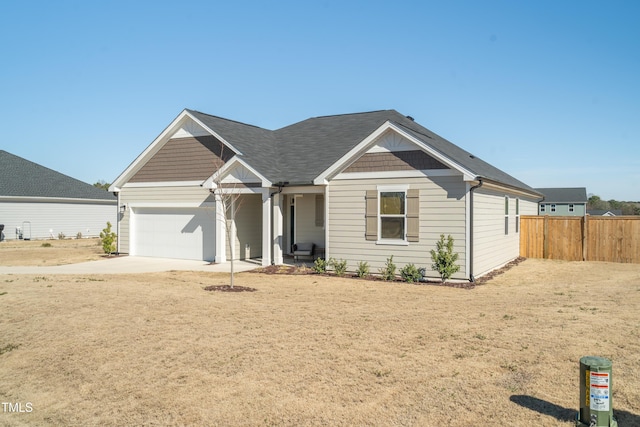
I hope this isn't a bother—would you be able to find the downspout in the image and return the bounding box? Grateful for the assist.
[468,178,483,282]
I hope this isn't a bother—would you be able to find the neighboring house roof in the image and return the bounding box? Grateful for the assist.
[0,150,116,201]
[587,209,623,216]
[187,109,540,194]
[535,187,587,203]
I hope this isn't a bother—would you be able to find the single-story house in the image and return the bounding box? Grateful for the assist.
[109,109,542,281]
[587,209,622,217]
[0,150,116,241]
[535,187,587,216]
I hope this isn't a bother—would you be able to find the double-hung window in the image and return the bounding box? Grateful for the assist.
[380,191,406,241]
[504,196,509,235]
[365,185,420,245]
[365,185,418,244]
[569,204,575,213]
[515,198,520,233]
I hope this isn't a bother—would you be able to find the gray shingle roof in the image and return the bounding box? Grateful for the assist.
[0,150,116,201]
[186,110,279,180]
[534,187,588,203]
[187,109,539,194]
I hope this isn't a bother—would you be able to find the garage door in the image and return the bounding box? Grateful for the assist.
[132,207,216,261]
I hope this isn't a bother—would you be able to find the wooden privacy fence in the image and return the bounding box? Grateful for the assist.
[520,215,640,263]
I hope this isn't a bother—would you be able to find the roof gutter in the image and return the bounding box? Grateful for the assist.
[468,178,484,283]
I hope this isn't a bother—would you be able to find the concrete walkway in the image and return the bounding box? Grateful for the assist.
[0,256,261,275]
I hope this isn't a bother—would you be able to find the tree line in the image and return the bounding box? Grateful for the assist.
[588,195,640,215]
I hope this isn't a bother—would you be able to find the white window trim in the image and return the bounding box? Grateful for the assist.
[551,204,557,212]
[540,203,546,213]
[515,198,520,234]
[376,184,409,245]
[569,204,575,212]
[505,196,509,235]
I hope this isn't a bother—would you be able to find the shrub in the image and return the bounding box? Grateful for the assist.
[41,242,52,248]
[379,255,397,281]
[99,221,117,256]
[57,232,65,240]
[329,258,348,276]
[312,257,327,273]
[400,263,422,283]
[430,234,460,282]
[355,261,370,278]
[76,232,83,239]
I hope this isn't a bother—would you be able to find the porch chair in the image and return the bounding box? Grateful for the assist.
[292,242,315,261]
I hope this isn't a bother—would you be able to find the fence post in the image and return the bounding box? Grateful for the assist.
[543,215,549,259]
[582,215,588,261]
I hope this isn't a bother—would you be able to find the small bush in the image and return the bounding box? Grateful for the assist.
[400,263,422,283]
[57,232,65,240]
[379,255,397,281]
[76,232,83,239]
[41,242,52,248]
[312,257,327,273]
[100,221,117,255]
[329,258,348,276]
[355,261,370,278]
[430,234,460,282]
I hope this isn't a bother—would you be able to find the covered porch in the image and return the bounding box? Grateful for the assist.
[213,185,326,267]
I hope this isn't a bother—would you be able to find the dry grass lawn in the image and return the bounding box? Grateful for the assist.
[1,246,639,425]
[0,238,105,266]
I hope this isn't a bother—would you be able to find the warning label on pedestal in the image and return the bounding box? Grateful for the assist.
[590,372,610,411]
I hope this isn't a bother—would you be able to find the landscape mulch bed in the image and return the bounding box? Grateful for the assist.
[249,257,527,289]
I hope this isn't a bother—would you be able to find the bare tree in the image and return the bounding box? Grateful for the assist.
[209,144,245,289]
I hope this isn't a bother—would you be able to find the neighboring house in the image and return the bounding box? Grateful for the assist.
[587,209,623,216]
[0,150,116,241]
[535,187,587,216]
[109,109,542,281]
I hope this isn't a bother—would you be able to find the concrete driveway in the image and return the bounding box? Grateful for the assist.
[0,256,260,275]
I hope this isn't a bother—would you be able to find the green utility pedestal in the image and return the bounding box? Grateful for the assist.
[576,356,618,427]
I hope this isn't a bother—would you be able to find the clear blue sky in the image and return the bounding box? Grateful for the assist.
[1,0,638,201]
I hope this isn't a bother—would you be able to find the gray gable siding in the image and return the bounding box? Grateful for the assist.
[0,150,115,201]
[129,136,229,183]
[344,151,448,173]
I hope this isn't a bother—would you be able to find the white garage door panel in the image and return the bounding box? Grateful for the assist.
[133,207,215,261]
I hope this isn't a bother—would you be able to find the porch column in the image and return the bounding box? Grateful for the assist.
[215,193,226,263]
[273,192,284,265]
[262,189,271,266]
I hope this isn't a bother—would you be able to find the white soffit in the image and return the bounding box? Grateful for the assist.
[366,130,416,153]
[203,157,271,188]
[221,163,261,184]
[171,117,210,139]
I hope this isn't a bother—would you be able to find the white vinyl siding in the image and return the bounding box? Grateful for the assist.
[227,194,262,260]
[473,188,537,276]
[0,200,116,241]
[327,176,467,279]
[119,185,214,254]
